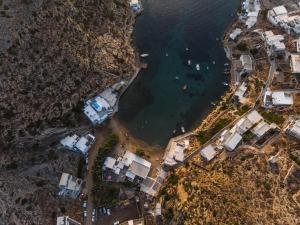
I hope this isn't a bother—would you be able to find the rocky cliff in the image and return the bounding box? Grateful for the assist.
[0,0,137,224]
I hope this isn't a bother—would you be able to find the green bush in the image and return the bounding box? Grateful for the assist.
[236,104,250,116]
[198,118,232,144]
[135,148,145,157]
[92,134,119,206]
[260,110,284,126]
[237,42,248,52]
[168,173,179,185]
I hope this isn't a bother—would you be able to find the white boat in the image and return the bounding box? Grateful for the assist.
[196,64,200,71]
[174,76,179,80]
[185,47,189,51]
[140,53,149,58]
[206,66,210,70]
[224,63,230,66]
[222,82,229,86]
[188,60,191,66]
[181,126,185,133]
[166,53,169,57]
[212,61,216,65]
[211,102,216,106]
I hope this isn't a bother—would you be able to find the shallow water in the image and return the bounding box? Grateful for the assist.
[117,0,240,146]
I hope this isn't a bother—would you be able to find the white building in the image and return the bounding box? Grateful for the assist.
[58,173,84,199]
[57,216,81,225]
[240,55,253,73]
[103,157,117,170]
[264,90,294,107]
[164,139,189,166]
[200,145,217,162]
[122,151,152,181]
[285,120,300,140]
[60,133,95,155]
[252,121,276,139]
[247,110,263,124]
[129,0,141,11]
[296,39,300,52]
[290,54,300,73]
[234,82,248,104]
[230,28,242,41]
[242,0,261,29]
[264,31,286,53]
[235,117,253,135]
[84,96,113,125]
[267,5,300,35]
[224,132,243,151]
[103,151,152,182]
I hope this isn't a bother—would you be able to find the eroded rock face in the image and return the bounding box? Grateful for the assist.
[0,0,138,145]
[0,0,137,224]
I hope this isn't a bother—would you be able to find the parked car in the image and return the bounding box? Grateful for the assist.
[102,207,107,215]
[92,215,95,222]
[84,211,87,217]
[107,208,111,215]
[83,201,87,208]
[92,209,96,216]
[113,221,120,225]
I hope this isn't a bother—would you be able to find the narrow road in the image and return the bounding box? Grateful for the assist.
[85,126,111,225]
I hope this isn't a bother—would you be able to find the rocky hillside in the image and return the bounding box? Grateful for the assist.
[161,137,300,225]
[0,0,137,224]
[0,0,138,146]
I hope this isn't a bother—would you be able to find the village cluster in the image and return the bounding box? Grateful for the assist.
[57,0,300,225]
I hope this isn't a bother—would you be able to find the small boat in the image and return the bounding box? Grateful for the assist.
[211,102,216,106]
[185,47,189,51]
[196,64,200,71]
[182,84,188,91]
[188,60,191,66]
[222,82,229,86]
[174,76,179,80]
[166,53,169,57]
[216,37,219,41]
[224,63,230,66]
[181,126,186,133]
[206,66,210,70]
[173,129,177,134]
[212,61,216,65]
[223,71,230,75]
[140,53,149,58]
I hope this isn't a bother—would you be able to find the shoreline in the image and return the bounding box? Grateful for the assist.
[114,16,238,158]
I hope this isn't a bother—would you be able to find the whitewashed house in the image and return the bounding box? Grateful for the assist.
[240,55,253,73]
[200,145,217,162]
[252,121,276,139]
[57,216,81,225]
[60,133,95,155]
[290,54,300,74]
[58,173,84,199]
[224,132,243,151]
[264,90,294,107]
[285,120,300,140]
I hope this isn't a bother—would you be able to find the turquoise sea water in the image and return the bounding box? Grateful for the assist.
[118,0,240,146]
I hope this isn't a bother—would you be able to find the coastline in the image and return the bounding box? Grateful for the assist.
[114,1,239,159]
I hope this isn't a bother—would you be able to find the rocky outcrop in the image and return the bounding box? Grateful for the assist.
[0,0,138,224]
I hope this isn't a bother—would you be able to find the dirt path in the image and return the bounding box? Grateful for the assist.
[85,125,112,225]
